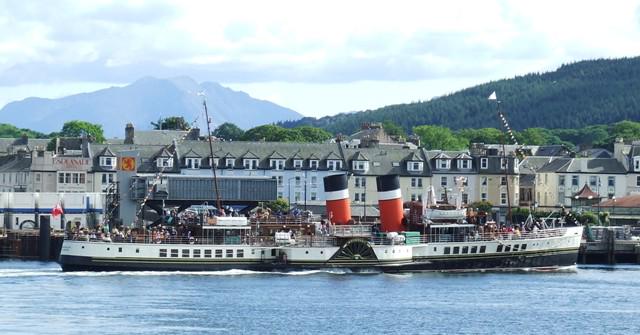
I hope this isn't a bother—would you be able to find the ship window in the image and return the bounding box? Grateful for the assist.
[444,247,451,254]
[513,244,519,252]
[433,247,437,252]
[496,245,503,252]
[479,246,486,253]
[226,249,233,258]
[215,249,223,258]
[453,246,460,254]
[159,249,167,257]
[237,250,244,258]
[251,249,255,255]
[118,247,122,253]
[193,249,201,258]
[462,246,469,254]
[182,249,190,257]
[171,249,179,257]
[504,245,511,252]
[470,246,478,254]
[521,244,527,250]
[204,249,212,258]
[271,249,277,256]
[136,248,139,253]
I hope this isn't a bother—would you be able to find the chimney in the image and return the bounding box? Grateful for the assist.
[125,123,135,144]
[187,128,200,140]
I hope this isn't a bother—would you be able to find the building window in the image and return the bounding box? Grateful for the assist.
[589,176,598,188]
[500,192,507,205]
[408,161,423,171]
[310,176,317,187]
[411,178,423,187]
[57,172,86,185]
[480,158,488,169]
[481,177,487,186]
[226,158,235,168]
[436,159,450,170]
[293,160,303,169]
[458,159,471,169]
[500,158,508,170]
[309,160,319,170]
[501,176,507,185]
[440,176,447,186]
[295,176,301,186]
[327,160,342,171]
[608,176,615,187]
[355,177,366,188]
[353,160,367,171]
[310,192,317,201]
[243,159,258,170]
[186,158,201,169]
[157,157,173,168]
[209,158,219,167]
[270,159,285,170]
[571,175,579,186]
[635,157,640,171]
[35,173,41,182]
[481,193,487,201]
[637,176,640,187]
[462,193,468,204]
[99,156,116,169]
[558,175,565,186]
[101,173,114,185]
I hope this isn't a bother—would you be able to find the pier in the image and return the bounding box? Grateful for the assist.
[0,229,64,261]
[579,226,640,264]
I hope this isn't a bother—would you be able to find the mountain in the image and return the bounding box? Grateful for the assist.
[0,76,303,137]
[279,57,640,135]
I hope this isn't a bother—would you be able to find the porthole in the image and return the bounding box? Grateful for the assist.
[81,246,85,249]
[305,250,309,254]
[106,247,110,251]
[320,251,324,254]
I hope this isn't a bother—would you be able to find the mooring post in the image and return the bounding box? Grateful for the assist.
[39,216,51,261]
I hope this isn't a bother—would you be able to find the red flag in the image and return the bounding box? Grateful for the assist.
[51,202,64,217]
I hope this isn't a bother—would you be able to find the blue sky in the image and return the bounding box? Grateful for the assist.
[1,0,640,117]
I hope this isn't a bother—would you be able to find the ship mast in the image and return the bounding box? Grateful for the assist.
[203,99,223,213]
[490,92,513,226]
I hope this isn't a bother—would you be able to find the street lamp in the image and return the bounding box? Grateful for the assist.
[287,177,295,212]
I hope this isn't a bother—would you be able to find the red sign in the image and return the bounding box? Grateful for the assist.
[120,157,136,171]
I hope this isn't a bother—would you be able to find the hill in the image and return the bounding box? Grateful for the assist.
[279,57,640,134]
[0,76,303,137]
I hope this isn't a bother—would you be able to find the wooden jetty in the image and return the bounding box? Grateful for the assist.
[579,226,640,264]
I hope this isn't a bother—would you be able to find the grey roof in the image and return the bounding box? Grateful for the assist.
[343,146,430,176]
[538,158,626,174]
[519,156,554,174]
[0,154,32,172]
[242,151,259,159]
[406,152,423,161]
[268,151,286,159]
[351,151,369,161]
[183,148,201,158]
[629,144,640,157]
[578,148,612,158]
[110,129,188,146]
[535,145,571,157]
[0,137,49,154]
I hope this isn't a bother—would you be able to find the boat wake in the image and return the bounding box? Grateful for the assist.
[0,267,357,278]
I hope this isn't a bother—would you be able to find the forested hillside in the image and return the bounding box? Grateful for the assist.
[279,57,640,134]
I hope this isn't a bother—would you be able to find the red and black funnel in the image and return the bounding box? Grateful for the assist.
[376,174,404,232]
[323,174,351,225]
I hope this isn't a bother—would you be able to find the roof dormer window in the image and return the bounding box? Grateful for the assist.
[309,160,319,170]
[157,157,173,168]
[436,159,450,170]
[270,159,285,170]
[186,158,200,169]
[293,159,303,169]
[634,157,640,171]
[352,160,369,171]
[226,158,235,168]
[243,159,259,170]
[407,161,423,172]
[327,160,342,171]
[99,156,116,170]
[457,159,471,170]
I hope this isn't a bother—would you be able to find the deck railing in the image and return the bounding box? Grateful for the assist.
[66,227,570,247]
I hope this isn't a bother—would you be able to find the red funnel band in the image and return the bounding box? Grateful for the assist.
[326,198,351,225]
[378,198,404,232]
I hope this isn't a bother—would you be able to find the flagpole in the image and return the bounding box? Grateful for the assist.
[489,92,513,226]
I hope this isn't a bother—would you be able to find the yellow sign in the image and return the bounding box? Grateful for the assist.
[120,157,136,171]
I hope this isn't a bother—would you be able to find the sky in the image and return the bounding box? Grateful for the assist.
[1,0,640,118]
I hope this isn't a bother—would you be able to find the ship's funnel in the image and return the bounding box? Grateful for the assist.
[376,174,404,232]
[323,174,351,225]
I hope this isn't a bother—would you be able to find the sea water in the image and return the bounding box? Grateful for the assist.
[0,261,638,334]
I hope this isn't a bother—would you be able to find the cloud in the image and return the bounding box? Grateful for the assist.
[1,0,640,87]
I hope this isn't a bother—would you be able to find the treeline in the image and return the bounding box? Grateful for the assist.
[413,120,640,151]
[213,123,332,143]
[278,57,640,135]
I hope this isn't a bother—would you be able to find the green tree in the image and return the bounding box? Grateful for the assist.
[213,122,245,141]
[609,120,640,143]
[382,120,406,137]
[469,201,493,213]
[242,125,304,142]
[457,128,504,144]
[413,125,467,150]
[266,198,289,213]
[58,120,105,143]
[151,116,190,130]
[0,124,47,138]
[292,126,333,143]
